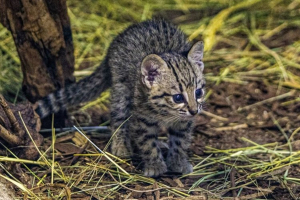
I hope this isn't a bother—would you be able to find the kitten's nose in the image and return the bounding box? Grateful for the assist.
[189,110,198,116]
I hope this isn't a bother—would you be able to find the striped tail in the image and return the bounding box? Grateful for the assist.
[36,59,111,118]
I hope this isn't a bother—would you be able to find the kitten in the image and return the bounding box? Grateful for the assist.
[36,19,205,177]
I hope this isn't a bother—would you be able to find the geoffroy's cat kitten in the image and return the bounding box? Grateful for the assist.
[36,19,206,177]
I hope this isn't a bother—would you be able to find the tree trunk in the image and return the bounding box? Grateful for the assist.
[0,0,75,127]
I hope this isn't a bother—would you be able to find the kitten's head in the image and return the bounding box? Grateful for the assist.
[141,41,205,119]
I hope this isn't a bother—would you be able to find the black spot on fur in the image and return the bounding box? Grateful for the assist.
[175,140,181,146]
[152,142,157,147]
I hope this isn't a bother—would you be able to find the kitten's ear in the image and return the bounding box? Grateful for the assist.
[141,54,168,89]
[188,41,204,72]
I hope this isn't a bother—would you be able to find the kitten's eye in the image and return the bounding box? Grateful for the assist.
[173,94,184,103]
[195,89,203,99]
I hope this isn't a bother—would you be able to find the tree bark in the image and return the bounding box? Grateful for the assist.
[0,0,75,103]
[0,0,75,127]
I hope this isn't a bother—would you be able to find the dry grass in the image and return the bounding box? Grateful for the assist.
[0,0,300,199]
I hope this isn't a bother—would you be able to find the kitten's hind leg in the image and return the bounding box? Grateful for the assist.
[110,83,133,158]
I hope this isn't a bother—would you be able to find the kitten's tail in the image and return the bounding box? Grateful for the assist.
[36,58,111,119]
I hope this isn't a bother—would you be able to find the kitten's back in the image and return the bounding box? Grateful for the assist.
[108,19,191,65]
[36,19,190,118]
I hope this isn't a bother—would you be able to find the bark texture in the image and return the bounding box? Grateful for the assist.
[0,0,75,103]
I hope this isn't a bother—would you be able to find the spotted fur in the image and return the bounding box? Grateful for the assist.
[36,19,206,177]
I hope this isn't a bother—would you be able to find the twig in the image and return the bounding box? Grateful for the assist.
[40,126,110,133]
[201,110,229,122]
[214,123,248,132]
[237,90,295,112]
[238,186,276,199]
[230,168,237,198]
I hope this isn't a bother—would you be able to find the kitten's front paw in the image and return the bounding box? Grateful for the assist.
[111,141,132,158]
[167,158,193,174]
[143,159,167,177]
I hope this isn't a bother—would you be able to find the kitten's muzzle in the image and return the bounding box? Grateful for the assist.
[188,109,198,116]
